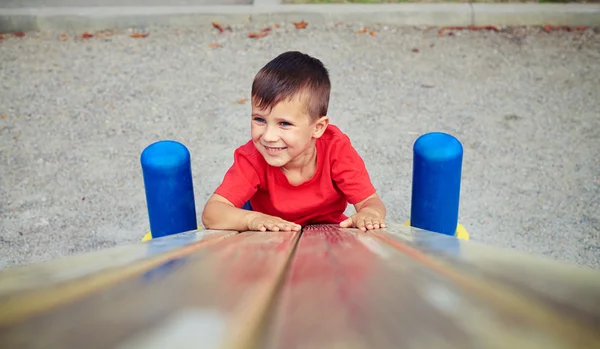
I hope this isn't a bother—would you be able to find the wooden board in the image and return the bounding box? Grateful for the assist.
[372,223,600,332]
[0,230,300,349]
[1,224,600,349]
[259,224,600,349]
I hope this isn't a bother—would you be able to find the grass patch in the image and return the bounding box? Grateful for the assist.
[283,0,582,3]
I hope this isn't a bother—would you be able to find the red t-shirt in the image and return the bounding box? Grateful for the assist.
[214,124,376,226]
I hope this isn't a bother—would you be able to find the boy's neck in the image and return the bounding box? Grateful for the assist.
[281,143,318,183]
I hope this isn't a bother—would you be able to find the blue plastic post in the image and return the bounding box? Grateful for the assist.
[410,132,463,236]
[140,140,197,239]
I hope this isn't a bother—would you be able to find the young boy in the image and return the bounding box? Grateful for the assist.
[201,51,386,232]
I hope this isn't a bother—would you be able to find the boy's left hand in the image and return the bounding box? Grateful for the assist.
[339,210,386,231]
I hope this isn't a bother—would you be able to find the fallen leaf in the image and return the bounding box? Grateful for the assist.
[13,32,25,37]
[274,24,280,28]
[248,31,268,39]
[1,114,6,119]
[412,47,419,53]
[262,27,272,33]
[60,34,68,41]
[236,98,248,104]
[421,84,435,88]
[97,31,113,38]
[213,22,224,33]
[356,27,367,34]
[0,34,5,39]
[369,30,377,36]
[293,20,308,29]
[82,32,94,39]
[131,32,149,38]
[209,42,222,48]
[438,26,465,36]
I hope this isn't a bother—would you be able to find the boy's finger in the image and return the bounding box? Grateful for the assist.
[339,217,353,228]
[356,219,366,231]
[266,223,279,232]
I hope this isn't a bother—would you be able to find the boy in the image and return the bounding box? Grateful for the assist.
[201,51,386,232]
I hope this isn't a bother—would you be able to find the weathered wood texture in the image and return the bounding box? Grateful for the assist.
[0,224,599,349]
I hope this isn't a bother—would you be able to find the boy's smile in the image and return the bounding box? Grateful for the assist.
[251,94,328,171]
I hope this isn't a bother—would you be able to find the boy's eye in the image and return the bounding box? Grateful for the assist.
[253,117,265,123]
[280,121,292,127]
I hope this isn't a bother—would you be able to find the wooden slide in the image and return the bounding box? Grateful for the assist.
[0,223,599,349]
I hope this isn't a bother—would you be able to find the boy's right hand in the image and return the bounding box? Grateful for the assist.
[246,212,301,232]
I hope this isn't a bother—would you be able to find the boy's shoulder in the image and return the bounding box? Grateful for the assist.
[319,123,354,151]
[232,140,266,167]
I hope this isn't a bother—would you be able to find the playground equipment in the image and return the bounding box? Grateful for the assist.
[140,132,469,241]
[0,224,599,348]
[2,132,599,348]
[140,140,197,239]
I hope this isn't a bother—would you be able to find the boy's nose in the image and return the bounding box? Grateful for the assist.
[263,126,279,142]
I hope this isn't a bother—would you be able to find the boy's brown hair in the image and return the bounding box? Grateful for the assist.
[251,51,331,121]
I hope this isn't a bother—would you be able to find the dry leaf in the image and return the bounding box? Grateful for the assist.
[356,27,367,34]
[212,22,224,33]
[97,31,113,38]
[131,32,149,38]
[262,27,272,33]
[236,98,248,104]
[13,32,25,37]
[209,42,222,48]
[248,32,268,39]
[369,31,377,36]
[293,20,308,29]
[274,24,280,28]
[60,34,68,41]
[82,32,93,39]
[0,34,5,40]
[1,114,6,119]
[412,47,419,53]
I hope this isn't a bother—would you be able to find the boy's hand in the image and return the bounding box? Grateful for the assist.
[339,209,386,231]
[246,212,302,232]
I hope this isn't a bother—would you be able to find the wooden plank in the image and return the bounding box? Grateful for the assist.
[0,229,232,296]
[0,229,236,326]
[0,230,300,349]
[373,223,600,331]
[259,224,600,349]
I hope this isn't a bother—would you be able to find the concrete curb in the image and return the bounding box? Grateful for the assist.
[0,3,599,33]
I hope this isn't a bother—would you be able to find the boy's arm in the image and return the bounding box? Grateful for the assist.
[202,194,301,232]
[201,194,257,231]
[354,192,386,219]
[339,192,387,231]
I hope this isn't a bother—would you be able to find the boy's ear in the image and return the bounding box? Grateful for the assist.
[312,116,329,138]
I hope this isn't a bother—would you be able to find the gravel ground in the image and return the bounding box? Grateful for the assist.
[0,23,599,270]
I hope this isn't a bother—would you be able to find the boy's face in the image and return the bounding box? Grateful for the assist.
[251,95,328,169]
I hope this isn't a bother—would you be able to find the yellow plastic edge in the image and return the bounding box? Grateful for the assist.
[403,220,470,241]
[141,226,204,242]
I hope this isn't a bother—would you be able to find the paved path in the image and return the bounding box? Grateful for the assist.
[1,23,599,269]
[0,0,252,7]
